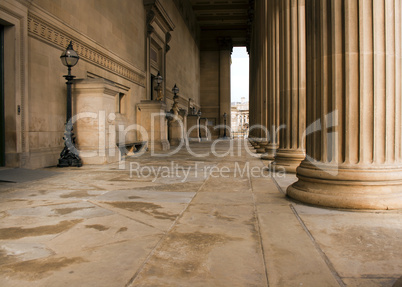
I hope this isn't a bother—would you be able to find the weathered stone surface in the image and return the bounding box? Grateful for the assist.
[0,141,400,286]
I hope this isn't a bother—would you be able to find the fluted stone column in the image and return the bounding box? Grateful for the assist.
[219,47,231,138]
[271,0,306,172]
[248,8,257,138]
[288,0,402,210]
[257,0,270,153]
[262,0,281,160]
[254,0,263,139]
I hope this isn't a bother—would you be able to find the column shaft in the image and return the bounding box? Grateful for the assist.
[271,0,306,172]
[249,3,257,138]
[258,0,270,152]
[288,0,402,210]
[219,49,231,137]
[262,0,281,159]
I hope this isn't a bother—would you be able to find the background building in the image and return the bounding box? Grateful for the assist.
[231,97,248,138]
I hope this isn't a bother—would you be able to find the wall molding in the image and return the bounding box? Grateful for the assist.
[27,11,146,87]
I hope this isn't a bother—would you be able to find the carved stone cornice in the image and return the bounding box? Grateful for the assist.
[15,0,33,8]
[143,0,175,34]
[27,12,146,87]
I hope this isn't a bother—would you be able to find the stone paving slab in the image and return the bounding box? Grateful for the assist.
[0,141,400,286]
[272,172,402,287]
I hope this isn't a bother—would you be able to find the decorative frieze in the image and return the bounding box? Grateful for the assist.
[27,13,146,87]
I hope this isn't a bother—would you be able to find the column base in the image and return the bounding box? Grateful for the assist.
[287,161,402,210]
[257,142,268,153]
[270,149,305,173]
[261,144,278,160]
[169,138,186,147]
[253,139,262,149]
[189,138,201,142]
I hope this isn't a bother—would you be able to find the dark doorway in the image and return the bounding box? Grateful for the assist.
[0,24,4,166]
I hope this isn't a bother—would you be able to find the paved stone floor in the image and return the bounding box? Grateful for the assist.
[0,140,401,287]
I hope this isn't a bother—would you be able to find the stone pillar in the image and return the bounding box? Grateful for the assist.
[169,110,187,147]
[256,0,264,139]
[200,118,210,141]
[262,0,281,160]
[288,0,402,210]
[187,115,200,142]
[258,0,270,153]
[248,1,257,139]
[219,45,231,138]
[271,0,306,172]
[73,79,120,164]
[136,100,170,151]
[169,120,183,147]
[179,109,188,146]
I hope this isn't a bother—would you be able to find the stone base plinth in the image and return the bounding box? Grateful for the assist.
[137,100,170,151]
[169,119,186,147]
[187,115,200,142]
[200,118,210,141]
[287,161,402,210]
[73,79,121,165]
[270,149,305,173]
[257,141,268,153]
[261,144,278,160]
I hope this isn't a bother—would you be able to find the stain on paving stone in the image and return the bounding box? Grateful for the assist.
[60,190,93,198]
[139,231,241,279]
[213,211,235,222]
[53,207,94,215]
[4,199,26,202]
[117,227,128,233]
[0,250,17,266]
[0,256,87,280]
[104,201,177,220]
[0,220,83,240]
[85,224,109,231]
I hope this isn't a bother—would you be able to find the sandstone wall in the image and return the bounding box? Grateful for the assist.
[0,0,200,168]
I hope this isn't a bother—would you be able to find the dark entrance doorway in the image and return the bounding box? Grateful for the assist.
[0,24,4,166]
